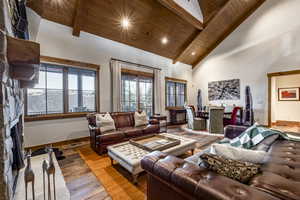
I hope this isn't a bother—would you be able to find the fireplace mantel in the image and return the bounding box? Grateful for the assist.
[5,32,40,87]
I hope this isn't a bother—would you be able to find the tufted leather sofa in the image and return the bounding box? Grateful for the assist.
[87,112,160,154]
[141,125,300,200]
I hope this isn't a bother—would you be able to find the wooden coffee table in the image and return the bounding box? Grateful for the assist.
[107,133,197,184]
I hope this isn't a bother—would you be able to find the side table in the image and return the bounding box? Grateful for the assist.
[150,115,167,133]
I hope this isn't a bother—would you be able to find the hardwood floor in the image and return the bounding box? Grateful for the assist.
[271,125,300,135]
[56,127,222,200]
[57,143,111,200]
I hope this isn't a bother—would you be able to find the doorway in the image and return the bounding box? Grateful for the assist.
[268,70,300,133]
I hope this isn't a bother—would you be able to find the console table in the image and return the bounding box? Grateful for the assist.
[169,108,187,125]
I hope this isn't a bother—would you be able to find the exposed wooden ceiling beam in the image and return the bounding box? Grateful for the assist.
[72,0,86,37]
[157,0,203,30]
[174,0,266,67]
[198,0,229,25]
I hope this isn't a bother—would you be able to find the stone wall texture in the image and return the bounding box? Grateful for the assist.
[0,0,24,200]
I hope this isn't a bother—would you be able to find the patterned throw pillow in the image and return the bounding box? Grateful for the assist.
[200,153,261,183]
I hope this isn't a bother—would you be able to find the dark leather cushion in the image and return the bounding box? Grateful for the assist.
[249,139,300,200]
[111,113,134,128]
[97,130,125,143]
[251,171,300,200]
[142,124,160,134]
[118,127,143,138]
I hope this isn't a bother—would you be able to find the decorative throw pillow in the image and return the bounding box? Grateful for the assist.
[210,143,269,164]
[200,153,261,183]
[134,111,148,127]
[95,113,116,133]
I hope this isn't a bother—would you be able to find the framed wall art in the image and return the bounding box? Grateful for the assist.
[278,87,300,101]
[208,79,240,101]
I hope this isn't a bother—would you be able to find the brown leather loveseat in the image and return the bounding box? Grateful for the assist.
[87,112,160,154]
[141,125,300,200]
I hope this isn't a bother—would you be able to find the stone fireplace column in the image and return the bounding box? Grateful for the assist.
[0,1,12,199]
[0,0,40,199]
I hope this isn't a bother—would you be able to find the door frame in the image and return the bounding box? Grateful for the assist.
[267,69,300,127]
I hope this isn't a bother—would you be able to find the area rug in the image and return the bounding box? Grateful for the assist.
[181,124,225,137]
[58,147,111,200]
[78,129,223,200]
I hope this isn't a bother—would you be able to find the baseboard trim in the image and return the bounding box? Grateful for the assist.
[25,136,90,151]
[273,120,300,127]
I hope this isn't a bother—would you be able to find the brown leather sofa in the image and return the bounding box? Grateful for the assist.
[87,112,160,154]
[141,125,300,200]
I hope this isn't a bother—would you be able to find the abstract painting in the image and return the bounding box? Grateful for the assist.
[208,79,240,100]
[278,88,300,101]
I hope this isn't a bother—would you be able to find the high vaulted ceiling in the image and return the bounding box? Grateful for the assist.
[28,0,266,67]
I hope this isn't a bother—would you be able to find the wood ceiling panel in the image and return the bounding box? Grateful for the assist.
[27,0,265,67]
[35,0,77,27]
[83,0,199,60]
[28,0,198,63]
[176,0,266,67]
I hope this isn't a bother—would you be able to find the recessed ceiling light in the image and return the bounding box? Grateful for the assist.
[161,37,168,44]
[121,17,130,29]
[191,52,196,56]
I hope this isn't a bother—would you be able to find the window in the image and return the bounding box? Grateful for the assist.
[26,62,97,117]
[121,72,153,116]
[166,78,187,108]
[68,68,96,112]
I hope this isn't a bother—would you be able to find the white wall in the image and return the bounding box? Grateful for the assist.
[191,0,300,125]
[271,74,300,122]
[24,19,193,147]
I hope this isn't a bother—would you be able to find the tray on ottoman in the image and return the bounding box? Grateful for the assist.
[129,134,180,152]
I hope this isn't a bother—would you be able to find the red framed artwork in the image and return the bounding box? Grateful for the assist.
[278,87,300,101]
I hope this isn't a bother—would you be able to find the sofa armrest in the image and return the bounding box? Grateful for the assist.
[224,125,248,139]
[141,151,279,200]
[149,119,159,125]
[88,125,102,135]
[88,125,102,150]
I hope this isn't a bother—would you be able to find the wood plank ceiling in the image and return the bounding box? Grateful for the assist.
[27,0,265,68]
